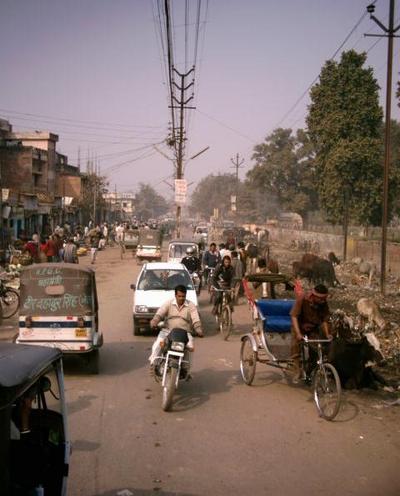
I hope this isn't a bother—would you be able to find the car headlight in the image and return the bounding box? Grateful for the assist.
[135,305,149,313]
[171,341,185,352]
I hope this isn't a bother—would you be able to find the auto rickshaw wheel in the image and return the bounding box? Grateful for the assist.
[86,349,100,374]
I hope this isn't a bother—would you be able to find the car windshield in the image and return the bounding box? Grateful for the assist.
[138,268,194,290]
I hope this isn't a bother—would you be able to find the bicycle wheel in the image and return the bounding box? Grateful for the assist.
[220,306,232,340]
[240,337,257,385]
[1,289,19,318]
[313,363,342,421]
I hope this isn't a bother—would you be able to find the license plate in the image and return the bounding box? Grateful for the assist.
[75,328,87,337]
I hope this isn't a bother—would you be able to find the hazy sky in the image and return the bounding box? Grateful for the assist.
[1,0,399,199]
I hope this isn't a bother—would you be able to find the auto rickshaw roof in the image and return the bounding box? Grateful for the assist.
[0,343,62,409]
[20,262,95,275]
[168,239,197,245]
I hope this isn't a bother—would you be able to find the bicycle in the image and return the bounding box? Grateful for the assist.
[0,278,20,318]
[212,286,234,340]
[205,267,215,303]
[300,336,341,420]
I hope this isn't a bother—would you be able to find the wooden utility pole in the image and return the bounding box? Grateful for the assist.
[366,1,400,293]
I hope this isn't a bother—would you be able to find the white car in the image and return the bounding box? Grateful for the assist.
[131,262,198,335]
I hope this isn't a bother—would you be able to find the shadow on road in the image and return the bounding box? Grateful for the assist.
[63,341,151,376]
[93,489,198,496]
[168,368,238,412]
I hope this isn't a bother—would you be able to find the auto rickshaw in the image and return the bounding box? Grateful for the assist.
[136,229,163,263]
[124,228,139,251]
[0,343,70,494]
[17,264,103,373]
[167,240,199,263]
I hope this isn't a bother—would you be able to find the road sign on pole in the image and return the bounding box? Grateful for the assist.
[175,179,187,205]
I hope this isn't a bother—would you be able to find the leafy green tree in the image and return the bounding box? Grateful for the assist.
[307,50,383,225]
[246,128,317,219]
[135,183,168,220]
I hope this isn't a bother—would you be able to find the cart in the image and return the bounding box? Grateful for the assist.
[240,274,342,421]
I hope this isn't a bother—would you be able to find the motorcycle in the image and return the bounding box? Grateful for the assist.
[154,327,193,411]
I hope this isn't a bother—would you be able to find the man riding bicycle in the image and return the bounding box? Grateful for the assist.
[202,242,221,284]
[290,284,332,382]
[211,255,235,315]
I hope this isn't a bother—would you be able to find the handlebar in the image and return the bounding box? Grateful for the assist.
[211,286,234,292]
[302,336,333,343]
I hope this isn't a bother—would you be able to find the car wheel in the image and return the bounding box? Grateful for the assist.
[133,317,141,336]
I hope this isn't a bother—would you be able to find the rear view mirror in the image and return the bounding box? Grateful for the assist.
[130,284,136,290]
[45,285,65,296]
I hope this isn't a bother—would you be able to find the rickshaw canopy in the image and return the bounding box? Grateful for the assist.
[0,343,62,409]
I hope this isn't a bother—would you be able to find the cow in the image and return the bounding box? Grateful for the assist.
[328,310,386,389]
[328,251,340,266]
[357,298,386,331]
[292,253,340,287]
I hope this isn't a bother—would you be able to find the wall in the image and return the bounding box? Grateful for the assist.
[269,227,400,275]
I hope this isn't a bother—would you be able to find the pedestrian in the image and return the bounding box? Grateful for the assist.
[63,238,78,264]
[90,232,99,264]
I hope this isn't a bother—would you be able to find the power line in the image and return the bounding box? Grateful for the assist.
[0,107,163,130]
[274,10,369,129]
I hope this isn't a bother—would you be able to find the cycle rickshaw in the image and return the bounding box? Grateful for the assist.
[240,273,342,421]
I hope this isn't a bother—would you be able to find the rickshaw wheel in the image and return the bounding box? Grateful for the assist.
[86,349,100,374]
[240,337,257,385]
[313,363,341,421]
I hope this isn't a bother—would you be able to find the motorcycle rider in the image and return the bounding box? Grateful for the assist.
[149,285,204,374]
[202,242,221,284]
[181,246,201,273]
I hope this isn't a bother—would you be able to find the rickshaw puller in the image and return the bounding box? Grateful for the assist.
[290,284,332,382]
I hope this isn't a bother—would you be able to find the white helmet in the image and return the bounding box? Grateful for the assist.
[186,247,195,255]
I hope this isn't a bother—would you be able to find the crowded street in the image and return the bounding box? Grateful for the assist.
[2,2,400,495]
[2,243,395,496]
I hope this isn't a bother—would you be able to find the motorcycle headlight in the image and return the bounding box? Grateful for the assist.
[171,341,185,352]
[135,305,149,313]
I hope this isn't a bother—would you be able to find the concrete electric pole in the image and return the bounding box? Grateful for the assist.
[366,1,400,293]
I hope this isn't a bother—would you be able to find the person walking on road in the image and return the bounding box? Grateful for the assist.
[63,238,78,264]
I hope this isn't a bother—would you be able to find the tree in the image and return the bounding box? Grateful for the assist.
[79,172,109,225]
[246,128,318,219]
[190,173,237,219]
[307,50,384,225]
[134,183,169,220]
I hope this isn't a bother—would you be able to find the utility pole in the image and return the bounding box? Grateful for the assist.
[366,1,400,293]
[230,153,245,196]
[230,153,245,217]
[169,66,195,238]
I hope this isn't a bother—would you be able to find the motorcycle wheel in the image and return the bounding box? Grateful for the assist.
[162,367,178,412]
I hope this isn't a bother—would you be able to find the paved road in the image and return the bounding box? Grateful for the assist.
[3,246,400,495]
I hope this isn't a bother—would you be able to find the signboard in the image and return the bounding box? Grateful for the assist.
[2,189,9,201]
[231,195,237,212]
[175,179,187,205]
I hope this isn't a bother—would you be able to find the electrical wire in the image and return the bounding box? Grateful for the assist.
[0,107,163,131]
[274,9,370,129]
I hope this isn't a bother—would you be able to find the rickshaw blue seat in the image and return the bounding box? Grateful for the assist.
[255,299,295,333]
